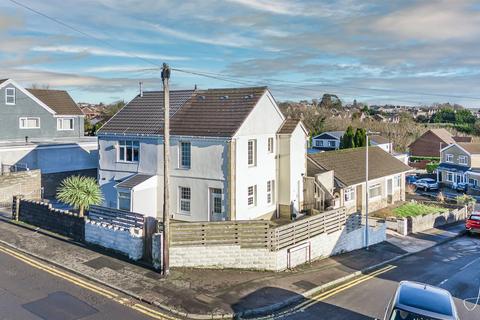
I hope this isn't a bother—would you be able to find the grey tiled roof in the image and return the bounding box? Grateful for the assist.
[99,90,194,135]
[308,146,412,186]
[116,174,154,189]
[99,87,268,137]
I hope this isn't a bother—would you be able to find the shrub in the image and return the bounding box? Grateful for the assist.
[426,162,440,174]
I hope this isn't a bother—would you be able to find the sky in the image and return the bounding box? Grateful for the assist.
[1,0,480,107]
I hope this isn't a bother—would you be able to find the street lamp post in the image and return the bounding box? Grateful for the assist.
[365,131,379,250]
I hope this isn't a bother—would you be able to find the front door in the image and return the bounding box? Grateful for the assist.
[209,188,223,221]
[387,179,393,204]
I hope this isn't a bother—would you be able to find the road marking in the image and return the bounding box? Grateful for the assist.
[267,265,397,319]
[0,243,179,320]
[460,256,480,271]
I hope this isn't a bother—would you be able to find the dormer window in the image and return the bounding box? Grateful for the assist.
[5,88,15,105]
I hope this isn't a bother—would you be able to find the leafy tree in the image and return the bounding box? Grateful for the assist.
[320,94,342,109]
[341,126,355,149]
[455,109,476,125]
[354,128,367,147]
[432,108,456,123]
[57,176,103,217]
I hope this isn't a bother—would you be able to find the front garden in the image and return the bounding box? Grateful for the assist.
[392,203,447,218]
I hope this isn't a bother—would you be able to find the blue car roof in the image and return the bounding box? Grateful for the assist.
[395,281,455,317]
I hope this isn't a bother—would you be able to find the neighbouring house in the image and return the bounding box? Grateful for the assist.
[97,86,308,221]
[311,131,392,153]
[0,79,98,197]
[408,128,472,158]
[305,147,412,215]
[311,131,343,150]
[437,143,480,193]
[0,79,85,140]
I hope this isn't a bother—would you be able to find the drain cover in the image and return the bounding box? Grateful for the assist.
[23,291,98,320]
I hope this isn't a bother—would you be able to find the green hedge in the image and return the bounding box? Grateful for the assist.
[426,162,440,174]
[409,156,440,162]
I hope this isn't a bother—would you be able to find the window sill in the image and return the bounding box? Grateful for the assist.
[57,129,75,131]
[177,211,191,216]
[116,160,139,164]
[19,127,40,130]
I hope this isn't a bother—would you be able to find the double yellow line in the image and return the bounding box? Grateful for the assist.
[272,264,397,318]
[0,243,179,320]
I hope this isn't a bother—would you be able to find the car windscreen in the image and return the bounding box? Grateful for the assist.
[469,215,480,221]
[389,308,443,320]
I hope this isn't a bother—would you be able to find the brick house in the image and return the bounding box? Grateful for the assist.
[409,128,472,158]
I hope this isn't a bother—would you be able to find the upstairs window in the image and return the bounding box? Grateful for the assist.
[459,155,468,165]
[446,154,453,163]
[19,117,40,129]
[179,187,191,214]
[180,141,191,168]
[118,140,140,163]
[5,88,15,105]
[57,118,74,131]
[248,139,257,166]
[268,137,274,153]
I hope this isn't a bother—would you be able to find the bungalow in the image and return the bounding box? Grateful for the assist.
[97,86,308,221]
[305,147,411,215]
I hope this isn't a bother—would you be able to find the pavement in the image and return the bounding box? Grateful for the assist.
[0,208,468,319]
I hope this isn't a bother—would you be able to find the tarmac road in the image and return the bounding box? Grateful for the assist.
[0,245,175,320]
[269,235,480,320]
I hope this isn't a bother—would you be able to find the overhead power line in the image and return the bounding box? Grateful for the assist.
[8,0,480,103]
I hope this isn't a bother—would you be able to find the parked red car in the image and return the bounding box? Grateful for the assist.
[466,213,480,235]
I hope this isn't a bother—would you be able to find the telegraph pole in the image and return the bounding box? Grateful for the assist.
[162,63,171,276]
[365,134,369,250]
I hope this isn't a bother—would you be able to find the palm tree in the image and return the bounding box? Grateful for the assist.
[56,176,103,217]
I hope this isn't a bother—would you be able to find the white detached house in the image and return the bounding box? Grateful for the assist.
[97,86,308,222]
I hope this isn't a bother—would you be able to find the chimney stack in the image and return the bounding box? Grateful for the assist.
[139,81,143,97]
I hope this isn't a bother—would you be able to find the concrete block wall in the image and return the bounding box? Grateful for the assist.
[16,198,84,241]
[85,220,144,261]
[42,169,97,198]
[170,223,387,271]
[409,207,467,234]
[0,170,41,206]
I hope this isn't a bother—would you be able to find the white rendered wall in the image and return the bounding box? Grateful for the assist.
[131,176,158,217]
[234,92,285,220]
[289,124,307,214]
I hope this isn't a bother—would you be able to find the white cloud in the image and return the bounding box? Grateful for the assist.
[225,0,306,16]
[84,65,158,73]
[373,0,480,41]
[150,24,255,48]
[31,45,189,61]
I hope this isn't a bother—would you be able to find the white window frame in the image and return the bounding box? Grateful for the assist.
[459,155,468,165]
[328,140,336,147]
[117,191,131,211]
[179,141,191,169]
[267,180,275,204]
[268,137,274,153]
[446,172,454,182]
[446,154,453,163]
[317,140,324,147]
[179,187,191,215]
[248,185,257,207]
[344,187,355,202]
[5,87,15,105]
[57,117,75,131]
[394,175,402,189]
[19,117,40,129]
[368,183,382,199]
[117,140,140,163]
[469,178,478,187]
[248,139,257,166]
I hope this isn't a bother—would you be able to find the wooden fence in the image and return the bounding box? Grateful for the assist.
[170,207,354,251]
[270,207,347,250]
[170,220,272,249]
[88,205,144,229]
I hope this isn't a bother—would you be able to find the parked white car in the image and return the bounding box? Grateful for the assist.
[413,178,439,191]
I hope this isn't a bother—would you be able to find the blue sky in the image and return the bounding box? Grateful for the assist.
[1,0,480,107]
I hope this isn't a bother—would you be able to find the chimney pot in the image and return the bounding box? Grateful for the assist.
[139,82,143,97]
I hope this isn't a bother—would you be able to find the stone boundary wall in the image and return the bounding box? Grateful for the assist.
[85,220,144,260]
[42,169,97,199]
[170,223,386,271]
[0,170,41,207]
[15,198,84,241]
[408,206,467,234]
